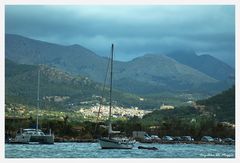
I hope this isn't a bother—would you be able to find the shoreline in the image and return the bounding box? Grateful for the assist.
[5,141,234,145]
[5,136,235,145]
[52,138,234,145]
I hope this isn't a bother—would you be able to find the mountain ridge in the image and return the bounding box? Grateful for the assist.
[5,33,233,95]
[5,58,148,110]
[166,49,234,81]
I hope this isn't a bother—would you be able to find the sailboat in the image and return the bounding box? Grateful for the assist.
[10,64,54,144]
[98,44,135,149]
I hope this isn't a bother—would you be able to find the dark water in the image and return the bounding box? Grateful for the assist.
[5,142,235,158]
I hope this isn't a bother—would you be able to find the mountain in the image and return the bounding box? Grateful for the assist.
[5,34,109,83]
[5,34,232,95]
[113,54,218,93]
[139,86,235,139]
[167,49,234,81]
[5,59,144,110]
[5,59,209,111]
[5,59,99,109]
[197,86,235,123]
[143,86,234,122]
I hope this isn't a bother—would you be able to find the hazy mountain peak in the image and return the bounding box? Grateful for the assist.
[167,49,234,81]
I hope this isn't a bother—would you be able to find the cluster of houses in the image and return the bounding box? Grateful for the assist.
[77,105,152,119]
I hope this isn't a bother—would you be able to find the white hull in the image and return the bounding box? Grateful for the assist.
[10,135,54,144]
[99,138,134,149]
[10,134,31,144]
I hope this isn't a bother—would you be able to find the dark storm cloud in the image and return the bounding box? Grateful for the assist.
[5,5,235,66]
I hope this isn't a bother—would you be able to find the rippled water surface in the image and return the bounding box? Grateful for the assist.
[5,143,235,158]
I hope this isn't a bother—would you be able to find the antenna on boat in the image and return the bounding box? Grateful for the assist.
[109,44,113,122]
[36,54,40,132]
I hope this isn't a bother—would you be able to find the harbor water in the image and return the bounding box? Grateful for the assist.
[5,142,235,158]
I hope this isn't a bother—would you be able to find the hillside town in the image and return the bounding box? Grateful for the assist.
[76,104,152,120]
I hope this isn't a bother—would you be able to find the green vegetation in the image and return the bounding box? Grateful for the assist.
[136,86,235,139]
[138,109,234,139]
[5,59,140,110]
[197,86,235,123]
[5,86,235,140]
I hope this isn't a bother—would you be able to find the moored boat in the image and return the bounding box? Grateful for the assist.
[9,62,54,144]
[138,146,158,150]
[99,137,134,149]
[10,128,54,144]
[97,44,135,149]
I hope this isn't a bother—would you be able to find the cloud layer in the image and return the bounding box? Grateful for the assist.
[5,5,235,66]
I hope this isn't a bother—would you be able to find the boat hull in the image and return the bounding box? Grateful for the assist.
[99,138,134,149]
[9,135,31,144]
[30,135,54,144]
[138,146,158,150]
[10,135,54,144]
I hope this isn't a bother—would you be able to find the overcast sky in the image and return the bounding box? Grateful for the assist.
[5,5,235,67]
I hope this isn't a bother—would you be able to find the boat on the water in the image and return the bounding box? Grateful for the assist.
[10,128,54,144]
[98,123,135,149]
[9,63,54,144]
[138,146,158,150]
[99,136,135,149]
[98,44,135,149]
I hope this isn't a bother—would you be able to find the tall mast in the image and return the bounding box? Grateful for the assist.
[36,60,40,132]
[108,44,114,134]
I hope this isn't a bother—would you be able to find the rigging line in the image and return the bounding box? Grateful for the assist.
[94,50,112,134]
[98,55,111,119]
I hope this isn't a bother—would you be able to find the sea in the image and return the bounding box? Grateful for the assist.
[5,142,235,158]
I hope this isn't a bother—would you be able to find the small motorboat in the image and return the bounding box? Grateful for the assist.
[138,146,158,150]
